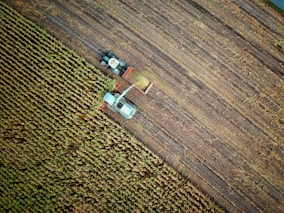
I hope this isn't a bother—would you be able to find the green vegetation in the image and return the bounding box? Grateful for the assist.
[0,1,223,212]
[277,39,284,52]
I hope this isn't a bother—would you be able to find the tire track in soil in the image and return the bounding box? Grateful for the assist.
[114,0,282,146]
[135,87,281,213]
[5,0,284,212]
[105,0,282,201]
[82,1,284,211]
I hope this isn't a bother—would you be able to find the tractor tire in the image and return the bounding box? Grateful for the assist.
[119,60,126,67]
[100,60,107,66]
[106,52,114,57]
[103,55,110,62]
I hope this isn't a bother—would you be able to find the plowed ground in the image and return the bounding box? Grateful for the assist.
[0,1,224,212]
[4,0,284,212]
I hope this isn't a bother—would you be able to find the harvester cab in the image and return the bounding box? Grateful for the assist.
[103,85,137,119]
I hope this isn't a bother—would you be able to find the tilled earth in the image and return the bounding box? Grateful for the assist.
[5,0,284,212]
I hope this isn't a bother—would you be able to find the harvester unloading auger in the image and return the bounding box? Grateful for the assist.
[99,51,153,119]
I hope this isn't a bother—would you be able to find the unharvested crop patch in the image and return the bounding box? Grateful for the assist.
[0,1,223,212]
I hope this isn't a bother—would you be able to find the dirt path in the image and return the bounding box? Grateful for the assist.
[5,0,284,212]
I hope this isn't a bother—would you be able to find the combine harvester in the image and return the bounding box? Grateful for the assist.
[99,51,153,119]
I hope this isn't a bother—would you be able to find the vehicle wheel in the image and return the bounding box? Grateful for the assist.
[121,66,127,73]
[106,52,114,57]
[103,55,110,62]
[119,60,126,67]
[113,68,121,75]
[100,60,107,66]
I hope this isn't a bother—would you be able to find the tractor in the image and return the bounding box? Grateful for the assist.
[100,51,127,75]
[100,51,153,94]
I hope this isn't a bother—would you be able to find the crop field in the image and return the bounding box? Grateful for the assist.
[0,1,224,212]
[2,0,284,212]
[9,0,282,212]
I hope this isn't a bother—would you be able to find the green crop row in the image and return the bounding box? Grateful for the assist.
[0,1,223,212]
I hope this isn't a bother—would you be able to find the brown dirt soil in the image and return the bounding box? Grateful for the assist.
[4,0,284,212]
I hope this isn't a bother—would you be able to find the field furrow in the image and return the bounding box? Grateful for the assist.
[0,1,223,212]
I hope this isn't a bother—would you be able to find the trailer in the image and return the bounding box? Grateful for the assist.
[122,67,153,94]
